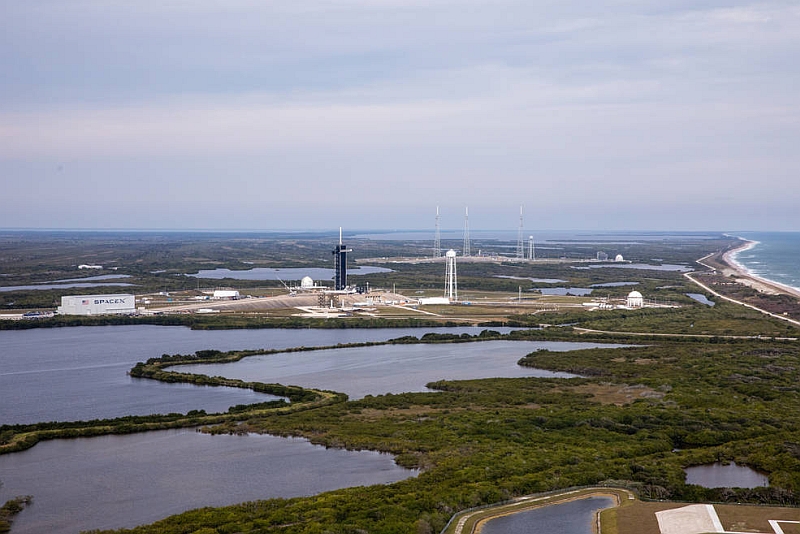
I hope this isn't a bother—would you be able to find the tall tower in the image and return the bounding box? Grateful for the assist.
[462,206,471,257]
[516,205,524,259]
[433,206,441,258]
[444,249,458,301]
[529,235,535,261]
[332,227,352,291]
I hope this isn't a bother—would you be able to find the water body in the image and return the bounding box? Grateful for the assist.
[574,263,693,272]
[0,325,514,424]
[480,496,615,534]
[0,282,135,292]
[687,293,715,306]
[531,287,593,296]
[48,274,132,283]
[685,462,769,488]
[495,275,568,284]
[591,281,639,288]
[0,273,134,292]
[0,430,415,534]
[188,266,392,280]
[174,340,608,400]
[732,232,800,294]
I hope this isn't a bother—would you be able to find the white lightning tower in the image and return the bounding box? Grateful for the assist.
[433,206,441,258]
[516,205,524,259]
[445,249,458,301]
[462,206,471,257]
[529,235,535,260]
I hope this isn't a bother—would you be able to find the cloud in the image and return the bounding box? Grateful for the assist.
[1,1,799,229]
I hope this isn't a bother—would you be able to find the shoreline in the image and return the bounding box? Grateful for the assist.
[719,238,800,299]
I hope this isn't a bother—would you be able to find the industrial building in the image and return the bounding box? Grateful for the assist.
[57,294,136,316]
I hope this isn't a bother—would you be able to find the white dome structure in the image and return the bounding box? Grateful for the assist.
[627,290,644,308]
[300,276,314,289]
[615,254,624,262]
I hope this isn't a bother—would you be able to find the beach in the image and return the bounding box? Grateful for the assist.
[719,239,800,299]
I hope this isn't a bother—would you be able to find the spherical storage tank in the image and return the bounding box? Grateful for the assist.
[300,276,314,289]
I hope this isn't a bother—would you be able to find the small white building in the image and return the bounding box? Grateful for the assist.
[57,294,136,315]
[300,276,314,289]
[419,297,451,305]
[213,289,240,299]
[626,290,644,308]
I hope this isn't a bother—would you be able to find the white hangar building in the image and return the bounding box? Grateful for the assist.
[57,294,136,316]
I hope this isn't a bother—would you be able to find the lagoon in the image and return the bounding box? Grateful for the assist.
[171,340,616,400]
[0,325,515,424]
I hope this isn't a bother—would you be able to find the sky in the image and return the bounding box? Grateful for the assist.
[1,0,799,232]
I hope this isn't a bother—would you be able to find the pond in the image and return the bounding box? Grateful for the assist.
[480,496,615,534]
[685,462,769,488]
[0,429,415,534]
[686,293,715,306]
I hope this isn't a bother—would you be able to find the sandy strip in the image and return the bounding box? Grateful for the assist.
[718,239,800,299]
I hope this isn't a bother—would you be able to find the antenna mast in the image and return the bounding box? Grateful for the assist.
[516,205,524,259]
[433,206,441,258]
[462,206,471,257]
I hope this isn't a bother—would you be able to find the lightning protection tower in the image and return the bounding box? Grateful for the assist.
[433,206,441,258]
[529,235,535,261]
[444,249,458,301]
[332,227,352,291]
[462,206,471,257]
[516,205,524,259]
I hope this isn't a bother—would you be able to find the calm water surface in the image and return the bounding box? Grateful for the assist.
[685,462,769,488]
[173,340,614,400]
[0,429,415,534]
[0,325,510,424]
[686,293,715,306]
[189,266,391,280]
[481,496,615,534]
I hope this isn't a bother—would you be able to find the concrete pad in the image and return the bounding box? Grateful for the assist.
[656,504,723,534]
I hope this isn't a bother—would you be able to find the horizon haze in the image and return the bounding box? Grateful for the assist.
[2,1,799,232]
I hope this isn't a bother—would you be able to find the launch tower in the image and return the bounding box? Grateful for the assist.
[332,228,352,291]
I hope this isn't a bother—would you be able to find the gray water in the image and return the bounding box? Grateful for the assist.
[574,263,693,272]
[685,462,768,488]
[172,340,616,400]
[0,326,620,533]
[531,287,593,296]
[0,282,134,292]
[480,496,615,534]
[686,293,715,306]
[189,265,391,280]
[0,429,415,534]
[0,325,511,424]
[591,281,639,288]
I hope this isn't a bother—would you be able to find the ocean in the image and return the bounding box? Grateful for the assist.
[731,232,800,293]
